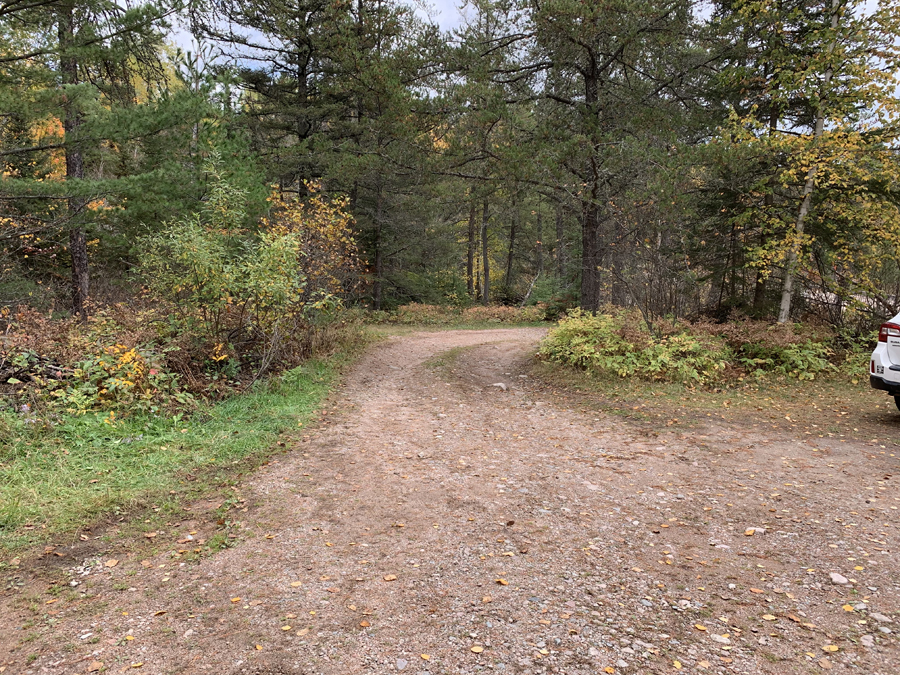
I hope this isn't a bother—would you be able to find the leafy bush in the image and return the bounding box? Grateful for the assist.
[390,303,460,325]
[139,160,362,377]
[736,340,835,380]
[539,309,730,384]
[0,307,193,416]
[540,309,855,384]
[0,163,364,421]
[50,344,194,415]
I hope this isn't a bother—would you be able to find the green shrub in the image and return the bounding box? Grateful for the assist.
[460,304,546,323]
[737,340,835,380]
[0,306,194,416]
[539,309,730,384]
[138,159,361,377]
[540,309,866,384]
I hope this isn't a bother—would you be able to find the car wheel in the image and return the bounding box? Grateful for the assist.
[894,396,900,412]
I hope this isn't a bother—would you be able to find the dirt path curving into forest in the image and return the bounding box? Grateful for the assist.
[2,328,899,675]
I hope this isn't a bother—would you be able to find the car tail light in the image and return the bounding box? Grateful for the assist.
[872,360,875,373]
[879,323,900,342]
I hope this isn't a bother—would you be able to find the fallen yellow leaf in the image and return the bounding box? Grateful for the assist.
[281,625,291,631]
[694,624,707,631]
[496,578,508,585]
[290,581,302,587]
[359,620,370,627]
[421,654,430,660]
[604,668,615,674]
[822,645,839,652]
[674,660,682,669]
[383,574,397,581]
[762,614,777,621]
[842,604,855,612]
[105,559,118,568]
[471,646,484,653]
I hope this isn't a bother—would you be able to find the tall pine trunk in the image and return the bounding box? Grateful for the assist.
[556,203,565,282]
[581,199,604,313]
[580,66,603,313]
[505,205,517,292]
[481,201,490,305]
[536,200,543,277]
[372,184,384,310]
[466,202,476,297]
[59,2,89,320]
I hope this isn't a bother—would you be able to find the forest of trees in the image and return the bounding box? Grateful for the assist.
[2,0,899,330]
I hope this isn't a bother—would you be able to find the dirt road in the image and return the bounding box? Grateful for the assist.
[2,328,898,674]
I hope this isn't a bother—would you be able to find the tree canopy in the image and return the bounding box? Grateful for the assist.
[1,0,898,329]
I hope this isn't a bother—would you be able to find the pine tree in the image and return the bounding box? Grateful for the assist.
[0,0,177,317]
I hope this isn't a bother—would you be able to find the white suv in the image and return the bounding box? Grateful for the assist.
[870,316,900,408]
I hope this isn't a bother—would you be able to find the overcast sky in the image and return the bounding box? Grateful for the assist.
[173,0,467,54]
[418,0,466,29]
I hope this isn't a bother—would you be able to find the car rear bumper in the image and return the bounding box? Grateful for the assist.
[870,374,900,396]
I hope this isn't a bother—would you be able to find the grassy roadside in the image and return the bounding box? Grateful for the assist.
[529,358,900,449]
[0,348,360,554]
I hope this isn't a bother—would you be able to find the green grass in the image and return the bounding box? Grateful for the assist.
[0,356,347,552]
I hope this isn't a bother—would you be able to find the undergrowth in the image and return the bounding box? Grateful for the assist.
[369,302,548,326]
[0,355,351,552]
[539,308,868,385]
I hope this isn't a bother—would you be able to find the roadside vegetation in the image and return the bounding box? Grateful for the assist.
[0,164,367,552]
[369,302,550,327]
[539,308,868,385]
[533,308,895,451]
[0,355,351,552]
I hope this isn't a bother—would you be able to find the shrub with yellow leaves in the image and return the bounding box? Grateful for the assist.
[139,158,362,379]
